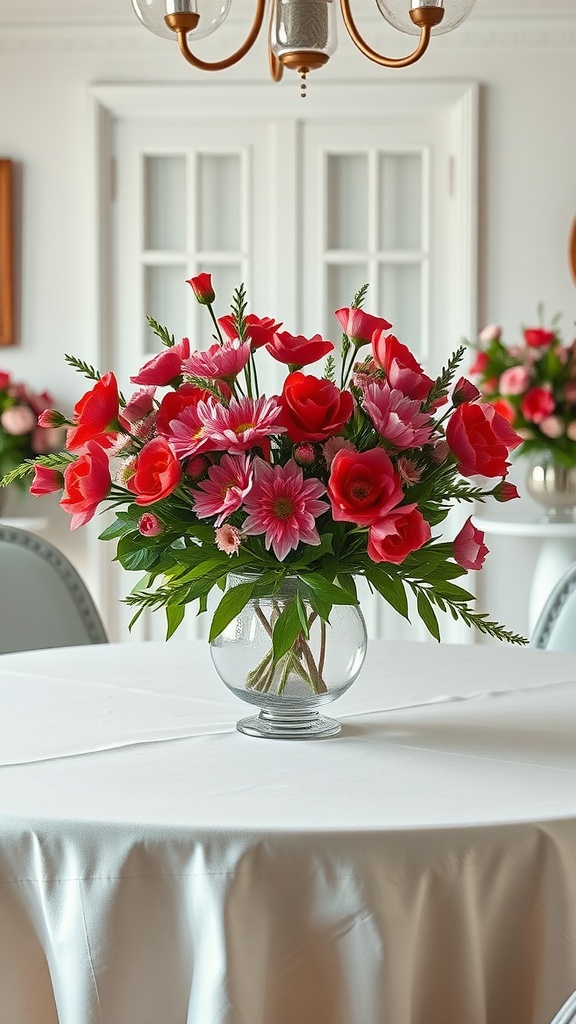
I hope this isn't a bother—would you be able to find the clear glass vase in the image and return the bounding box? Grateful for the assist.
[210,573,367,739]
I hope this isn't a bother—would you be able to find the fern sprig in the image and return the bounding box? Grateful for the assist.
[147,317,175,348]
[65,355,101,382]
[425,345,466,410]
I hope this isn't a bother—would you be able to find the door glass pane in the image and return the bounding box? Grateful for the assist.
[379,263,422,355]
[198,154,242,252]
[144,156,186,251]
[378,153,422,251]
[144,265,188,352]
[326,155,368,251]
[326,264,369,341]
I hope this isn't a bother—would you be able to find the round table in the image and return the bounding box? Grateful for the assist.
[1,639,576,1024]
[474,509,576,633]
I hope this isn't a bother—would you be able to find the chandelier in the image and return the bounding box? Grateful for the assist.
[132,0,477,94]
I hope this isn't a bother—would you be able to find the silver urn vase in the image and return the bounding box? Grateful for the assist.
[526,452,576,522]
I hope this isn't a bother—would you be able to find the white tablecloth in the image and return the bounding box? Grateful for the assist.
[2,640,576,1024]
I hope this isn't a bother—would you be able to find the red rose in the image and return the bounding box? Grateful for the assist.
[66,372,120,452]
[328,447,403,526]
[335,307,392,346]
[187,273,215,305]
[372,332,434,402]
[0,371,11,390]
[453,515,489,571]
[156,383,216,436]
[367,505,431,564]
[60,442,111,529]
[266,331,334,368]
[218,313,282,349]
[131,337,190,387]
[521,386,555,424]
[524,327,555,348]
[127,437,182,506]
[446,402,522,478]
[278,373,354,442]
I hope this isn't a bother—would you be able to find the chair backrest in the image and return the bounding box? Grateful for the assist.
[550,990,576,1024]
[531,561,576,651]
[0,525,107,654]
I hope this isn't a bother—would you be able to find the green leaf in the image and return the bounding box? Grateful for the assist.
[166,602,186,640]
[272,598,304,663]
[208,579,256,642]
[295,591,310,638]
[99,518,136,541]
[416,590,441,642]
[365,565,409,620]
[298,574,357,606]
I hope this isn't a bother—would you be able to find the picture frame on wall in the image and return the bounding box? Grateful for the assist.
[0,160,14,347]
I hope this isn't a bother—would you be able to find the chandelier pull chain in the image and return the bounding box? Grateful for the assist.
[300,71,308,98]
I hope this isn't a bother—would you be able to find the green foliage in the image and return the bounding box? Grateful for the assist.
[146,317,175,348]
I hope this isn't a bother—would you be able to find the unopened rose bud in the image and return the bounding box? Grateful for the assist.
[293,443,316,467]
[452,377,481,406]
[138,513,164,538]
[492,481,520,503]
[185,454,210,481]
[29,465,64,496]
[38,408,68,429]
[187,273,215,306]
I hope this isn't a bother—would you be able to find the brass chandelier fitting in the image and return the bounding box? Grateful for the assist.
[132,0,477,91]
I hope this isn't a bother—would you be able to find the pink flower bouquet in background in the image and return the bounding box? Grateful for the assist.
[1,278,526,653]
[467,306,576,467]
[0,371,61,489]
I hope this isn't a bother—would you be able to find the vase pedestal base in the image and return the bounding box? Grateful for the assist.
[236,707,342,740]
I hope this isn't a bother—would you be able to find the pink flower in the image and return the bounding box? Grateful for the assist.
[1,405,36,436]
[567,421,576,441]
[397,456,421,485]
[499,366,530,396]
[478,324,501,344]
[30,465,63,496]
[367,505,431,565]
[187,273,215,305]
[215,524,242,555]
[197,395,285,455]
[362,382,434,449]
[185,454,210,481]
[265,331,334,368]
[539,415,564,438]
[242,459,328,561]
[162,402,214,460]
[192,452,254,526]
[453,516,489,571]
[119,387,156,428]
[521,386,555,424]
[138,513,164,537]
[131,338,190,387]
[293,443,316,467]
[322,437,356,468]
[564,381,576,404]
[182,340,251,381]
[335,306,392,346]
[372,333,434,403]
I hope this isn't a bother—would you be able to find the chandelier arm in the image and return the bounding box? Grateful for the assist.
[268,45,284,82]
[168,0,267,72]
[339,0,433,69]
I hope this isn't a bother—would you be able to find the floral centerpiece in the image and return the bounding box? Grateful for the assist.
[467,309,576,467]
[0,371,60,509]
[1,276,526,731]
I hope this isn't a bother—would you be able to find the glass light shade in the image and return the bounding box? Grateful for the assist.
[131,0,231,42]
[270,0,337,61]
[375,0,477,36]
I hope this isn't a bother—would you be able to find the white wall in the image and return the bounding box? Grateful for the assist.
[0,0,575,642]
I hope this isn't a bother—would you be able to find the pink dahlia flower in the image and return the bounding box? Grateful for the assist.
[215,524,242,555]
[498,365,530,396]
[242,459,328,561]
[197,395,285,455]
[192,452,254,526]
[362,381,434,449]
[182,339,251,380]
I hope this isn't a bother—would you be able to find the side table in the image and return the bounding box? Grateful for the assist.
[474,510,576,634]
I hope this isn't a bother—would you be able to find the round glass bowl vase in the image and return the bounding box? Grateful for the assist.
[210,574,367,739]
[526,451,576,522]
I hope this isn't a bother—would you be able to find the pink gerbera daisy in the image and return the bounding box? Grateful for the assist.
[242,459,328,561]
[197,395,285,454]
[161,401,215,459]
[362,381,433,449]
[192,452,254,526]
[182,339,251,380]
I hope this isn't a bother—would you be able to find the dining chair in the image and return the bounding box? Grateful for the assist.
[531,560,576,651]
[0,524,108,654]
[550,990,576,1024]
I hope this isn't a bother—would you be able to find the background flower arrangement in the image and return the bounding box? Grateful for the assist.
[0,371,61,491]
[1,275,526,663]
[468,307,576,467]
